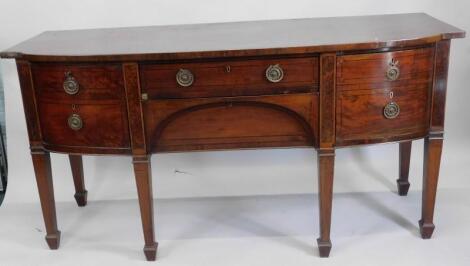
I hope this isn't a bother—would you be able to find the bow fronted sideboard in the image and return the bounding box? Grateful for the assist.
[0,13,465,261]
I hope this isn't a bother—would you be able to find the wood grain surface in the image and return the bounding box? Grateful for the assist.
[1,13,464,62]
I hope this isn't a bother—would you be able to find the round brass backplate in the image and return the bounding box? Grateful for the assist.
[176,69,194,87]
[68,114,83,131]
[63,72,80,95]
[265,64,284,83]
[383,102,400,119]
[386,66,400,81]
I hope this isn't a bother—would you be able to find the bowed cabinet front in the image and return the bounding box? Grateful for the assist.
[1,13,464,261]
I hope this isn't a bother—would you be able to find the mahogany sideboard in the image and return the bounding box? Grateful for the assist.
[0,13,465,261]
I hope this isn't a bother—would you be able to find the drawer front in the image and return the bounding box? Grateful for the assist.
[144,94,318,152]
[32,63,125,102]
[337,47,434,89]
[336,85,430,145]
[38,102,130,149]
[140,57,319,99]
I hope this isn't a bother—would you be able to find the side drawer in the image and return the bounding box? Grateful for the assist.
[38,101,130,150]
[32,63,125,102]
[337,47,434,89]
[140,57,319,99]
[336,85,430,145]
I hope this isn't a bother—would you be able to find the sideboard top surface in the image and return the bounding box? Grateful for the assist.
[1,13,465,62]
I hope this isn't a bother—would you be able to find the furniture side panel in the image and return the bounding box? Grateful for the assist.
[29,62,131,154]
[335,48,435,146]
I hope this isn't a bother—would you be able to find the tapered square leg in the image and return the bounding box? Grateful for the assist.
[133,155,158,261]
[397,141,412,196]
[69,155,88,207]
[316,149,335,257]
[31,148,61,249]
[420,135,443,239]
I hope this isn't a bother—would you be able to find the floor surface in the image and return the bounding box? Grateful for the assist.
[0,188,469,266]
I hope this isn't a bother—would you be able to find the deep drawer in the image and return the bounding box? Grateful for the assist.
[144,93,318,151]
[37,101,130,149]
[335,85,430,145]
[140,57,319,99]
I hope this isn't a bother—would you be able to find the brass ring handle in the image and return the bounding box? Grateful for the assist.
[265,64,284,83]
[386,59,400,81]
[383,102,400,119]
[176,69,194,87]
[68,114,83,131]
[63,71,80,95]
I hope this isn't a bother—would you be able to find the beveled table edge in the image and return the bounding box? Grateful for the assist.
[0,33,465,62]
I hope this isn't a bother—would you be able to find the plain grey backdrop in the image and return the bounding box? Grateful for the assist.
[0,1,469,265]
[0,0,469,203]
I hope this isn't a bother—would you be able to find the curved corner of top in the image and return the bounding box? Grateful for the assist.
[442,31,466,40]
[0,51,23,60]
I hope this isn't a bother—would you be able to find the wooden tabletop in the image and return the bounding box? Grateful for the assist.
[1,13,465,62]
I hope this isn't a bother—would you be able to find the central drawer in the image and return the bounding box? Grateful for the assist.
[140,57,319,99]
[144,93,318,152]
